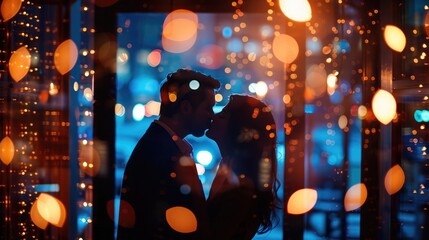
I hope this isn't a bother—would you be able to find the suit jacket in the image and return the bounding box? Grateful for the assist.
[117,122,210,239]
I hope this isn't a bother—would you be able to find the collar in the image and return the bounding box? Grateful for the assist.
[154,119,193,156]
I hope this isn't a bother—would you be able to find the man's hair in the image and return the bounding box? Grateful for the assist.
[159,68,221,117]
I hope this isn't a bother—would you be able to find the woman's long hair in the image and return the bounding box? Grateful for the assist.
[225,94,281,233]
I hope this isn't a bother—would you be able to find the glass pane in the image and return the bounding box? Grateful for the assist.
[115,12,286,239]
[395,0,429,239]
[301,1,363,239]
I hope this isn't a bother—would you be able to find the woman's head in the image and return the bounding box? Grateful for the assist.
[208,94,276,157]
[207,94,280,232]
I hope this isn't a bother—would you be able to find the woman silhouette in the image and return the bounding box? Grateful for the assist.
[206,94,280,240]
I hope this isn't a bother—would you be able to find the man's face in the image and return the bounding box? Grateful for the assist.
[206,103,230,144]
[187,89,216,137]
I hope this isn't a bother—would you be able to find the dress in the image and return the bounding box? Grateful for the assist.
[207,165,261,240]
[117,121,210,239]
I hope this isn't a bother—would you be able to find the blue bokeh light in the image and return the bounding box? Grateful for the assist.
[227,38,243,52]
[222,26,233,38]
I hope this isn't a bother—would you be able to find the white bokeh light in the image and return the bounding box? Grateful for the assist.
[196,150,213,166]
[132,103,146,121]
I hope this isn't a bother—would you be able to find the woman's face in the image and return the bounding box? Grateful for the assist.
[206,105,231,145]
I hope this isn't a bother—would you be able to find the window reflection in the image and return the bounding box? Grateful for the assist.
[1,0,428,239]
[115,12,286,239]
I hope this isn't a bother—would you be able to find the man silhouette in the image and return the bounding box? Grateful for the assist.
[117,68,220,239]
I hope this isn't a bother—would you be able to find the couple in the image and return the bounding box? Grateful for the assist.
[117,69,280,239]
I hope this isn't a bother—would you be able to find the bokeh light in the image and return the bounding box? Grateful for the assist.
[117,48,129,64]
[165,206,197,233]
[145,101,161,117]
[36,193,67,227]
[372,89,397,125]
[227,38,244,52]
[326,73,338,88]
[39,90,50,104]
[197,44,225,69]
[79,144,101,177]
[30,200,49,229]
[222,26,233,38]
[424,11,429,37]
[287,188,318,215]
[1,0,22,22]
[196,150,213,166]
[163,11,198,41]
[384,164,405,195]
[132,103,146,121]
[115,103,126,117]
[196,163,206,175]
[147,49,162,67]
[189,80,200,90]
[383,25,406,52]
[279,0,312,22]
[306,64,327,100]
[0,136,15,165]
[414,109,429,122]
[358,105,368,119]
[255,81,269,97]
[8,46,31,82]
[162,33,197,53]
[338,115,348,129]
[344,183,367,212]
[272,34,299,64]
[54,39,78,75]
[162,9,198,53]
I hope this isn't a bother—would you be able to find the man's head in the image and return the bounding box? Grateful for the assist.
[160,68,220,137]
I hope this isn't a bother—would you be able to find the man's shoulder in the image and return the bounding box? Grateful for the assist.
[132,122,178,156]
[140,122,173,144]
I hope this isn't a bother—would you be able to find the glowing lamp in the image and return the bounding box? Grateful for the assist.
[384,164,405,195]
[166,206,197,233]
[344,183,367,211]
[54,39,78,75]
[1,0,22,22]
[287,188,318,215]
[36,193,66,227]
[273,34,299,64]
[383,25,406,52]
[30,200,49,229]
[372,89,397,125]
[9,46,31,82]
[279,0,312,22]
[0,136,15,165]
